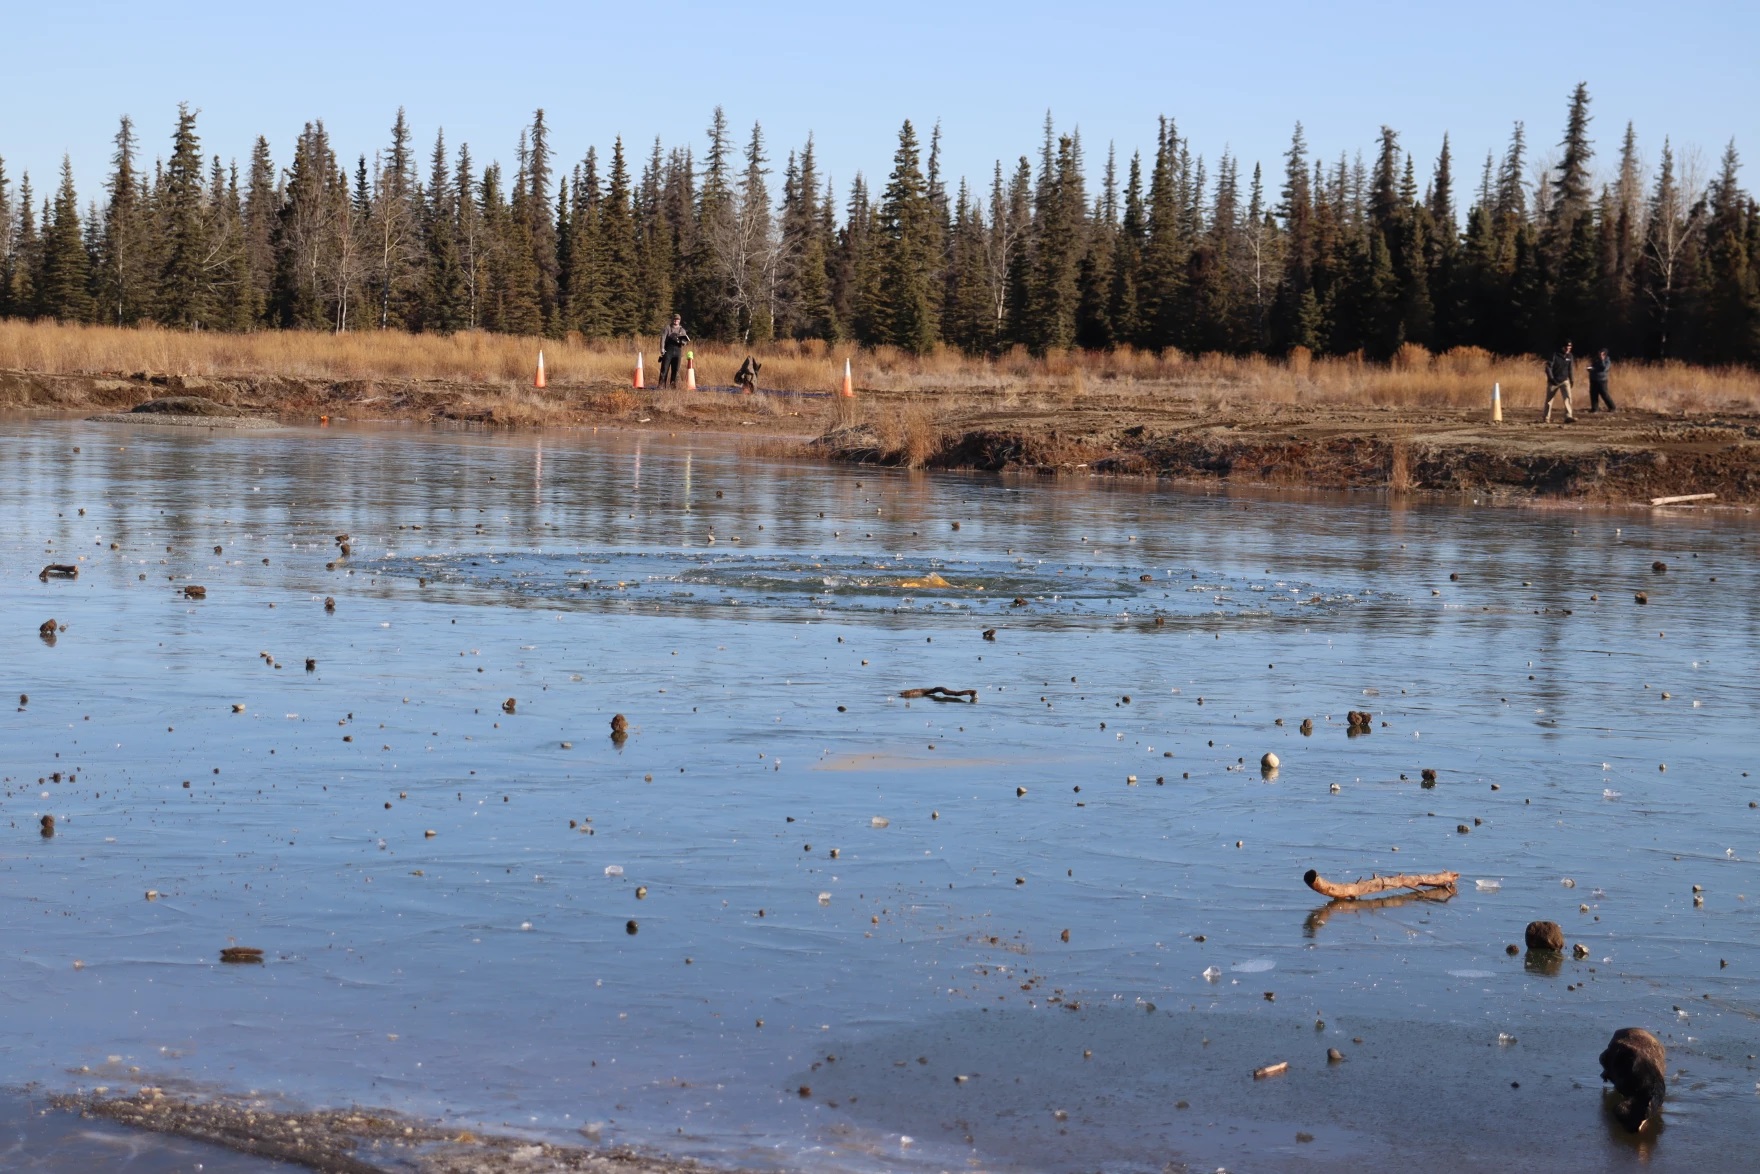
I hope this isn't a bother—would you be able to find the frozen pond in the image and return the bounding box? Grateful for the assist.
[2,417,1758,1171]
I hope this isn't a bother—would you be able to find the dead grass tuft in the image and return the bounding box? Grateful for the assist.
[1388,433,1413,493]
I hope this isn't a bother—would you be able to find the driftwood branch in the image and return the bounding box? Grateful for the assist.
[1304,868,1458,900]
[899,686,977,702]
[1650,492,1715,506]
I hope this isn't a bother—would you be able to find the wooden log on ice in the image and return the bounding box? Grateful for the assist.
[1303,868,1459,900]
[1649,492,1716,506]
[898,686,977,702]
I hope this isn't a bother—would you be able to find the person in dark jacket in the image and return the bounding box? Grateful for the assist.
[658,315,689,388]
[1588,348,1616,412]
[1544,341,1576,423]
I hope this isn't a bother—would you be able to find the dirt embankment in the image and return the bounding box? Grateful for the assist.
[0,369,824,434]
[9,367,1758,503]
[818,393,1760,504]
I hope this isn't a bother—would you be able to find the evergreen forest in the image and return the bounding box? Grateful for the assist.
[2,85,1756,366]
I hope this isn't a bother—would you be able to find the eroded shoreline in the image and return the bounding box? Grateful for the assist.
[7,365,1759,504]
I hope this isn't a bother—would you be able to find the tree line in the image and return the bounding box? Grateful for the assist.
[1,85,1756,365]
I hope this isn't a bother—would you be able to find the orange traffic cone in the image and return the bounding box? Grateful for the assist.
[685,352,697,391]
[634,352,645,390]
[839,357,854,398]
[534,350,547,389]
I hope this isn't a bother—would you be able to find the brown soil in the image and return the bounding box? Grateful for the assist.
[47,1086,716,1174]
[0,369,824,435]
[819,390,1760,505]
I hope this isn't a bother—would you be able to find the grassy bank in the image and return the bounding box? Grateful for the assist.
[4,320,1756,504]
[3,321,1758,413]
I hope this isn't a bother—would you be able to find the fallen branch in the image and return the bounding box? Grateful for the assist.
[899,686,977,702]
[1650,492,1715,506]
[1303,868,1458,900]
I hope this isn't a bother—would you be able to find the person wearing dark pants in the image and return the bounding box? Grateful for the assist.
[1543,341,1576,423]
[658,315,689,389]
[1588,348,1616,412]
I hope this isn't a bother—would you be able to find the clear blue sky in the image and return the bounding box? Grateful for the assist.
[10,0,1757,215]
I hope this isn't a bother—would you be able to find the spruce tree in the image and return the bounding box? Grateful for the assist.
[1426,135,1459,347]
[272,123,339,328]
[525,110,560,333]
[923,121,951,333]
[1239,162,1281,351]
[1140,118,1190,349]
[1027,132,1086,353]
[599,137,640,337]
[241,136,278,328]
[1702,142,1757,364]
[941,179,990,351]
[371,108,420,329]
[422,129,464,332]
[998,157,1034,346]
[872,120,937,353]
[552,173,572,332]
[0,158,13,319]
[1185,152,1237,353]
[1395,154,1434,347]
[1545,84,1597,346]
[96,117,152,326]
[1074,144,1118,349]
[37,157,93,322]
[732,122,775,344]
[210,157,252,331]
[1547,84,1595,250]
[567,151,605,337]
[1272,124,1314,350]
[1110,152,1145,347]
[454,143,484,329]
[633,138,674,335]
[776,136,833,340]
[12,177,40,317]
[817,179,843,340]
[834,173,877,344]
[159,105,214,327]
[494,151,542,336]
[687,107,736,339]
[1608,122,1644,341]
[658,146,697,327]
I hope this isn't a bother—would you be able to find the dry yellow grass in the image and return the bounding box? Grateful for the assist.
[2,320,1756,415]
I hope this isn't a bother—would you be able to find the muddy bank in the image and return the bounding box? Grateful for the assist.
[0,368,823,434]
[819,394,1760,504]
[88,395,281,428]
[16,366,1755,504]
[47,1086,714,1174]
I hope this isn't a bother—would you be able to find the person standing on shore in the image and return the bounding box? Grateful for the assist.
[659,315,690,389]
[1588,348,1616,412]
[1544,341,1576,423]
